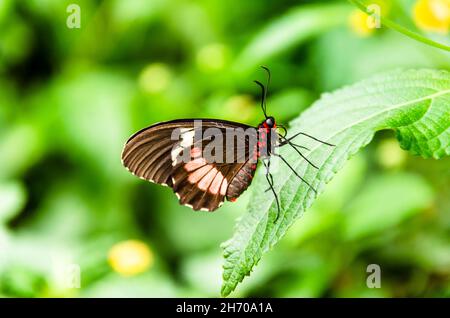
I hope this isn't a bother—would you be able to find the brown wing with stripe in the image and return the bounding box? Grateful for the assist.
[121,119,257,211]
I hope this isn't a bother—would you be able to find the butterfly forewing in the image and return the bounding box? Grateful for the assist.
[121,119,257,211]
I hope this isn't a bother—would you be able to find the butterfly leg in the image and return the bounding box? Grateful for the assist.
[263,158,281,221]
[263,166,276,193]
[276,136,309,150]
[280,131,334,147]
[263,173,275,192]
[272,153,317,194]
[277,135,319,169]
[276,124,288,138]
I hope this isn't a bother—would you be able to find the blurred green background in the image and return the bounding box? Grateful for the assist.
[0,0,449,297]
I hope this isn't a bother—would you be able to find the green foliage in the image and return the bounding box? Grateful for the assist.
[1,0,450,298]
[234,3,350,73]
[0,181,26,223]
[341,172,433,240]
[221,69,450,296]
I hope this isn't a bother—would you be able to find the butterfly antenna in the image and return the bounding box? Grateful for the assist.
[261,66,271,115]
[254,80,268,118]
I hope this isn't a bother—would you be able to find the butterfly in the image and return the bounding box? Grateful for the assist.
[121,67,333,219]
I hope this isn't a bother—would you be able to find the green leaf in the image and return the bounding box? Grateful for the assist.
[0,181,26,223]
[342,172,434,240]
[233,3,350,74]
[221,69,450,296]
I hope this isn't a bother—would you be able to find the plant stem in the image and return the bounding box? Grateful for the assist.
[348,0,450,52]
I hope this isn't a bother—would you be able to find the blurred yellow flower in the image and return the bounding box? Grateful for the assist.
[349,10,376,37]
[349,1,389,37]
[108,240,153,276]
[138,63,172,94]
[413,0,450,34]
[376,138,407,169]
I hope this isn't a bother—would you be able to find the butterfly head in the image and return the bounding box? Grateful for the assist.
[263,116,276,129]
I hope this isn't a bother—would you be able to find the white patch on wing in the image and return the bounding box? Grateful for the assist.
[184,157,207,172]
[171,129,195,166]
[190,147,202,159]
[197,168,217,191]
[187,165,212,184]
[220,177,228,196]
[185,162,228,196]
[209,170,224,194]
